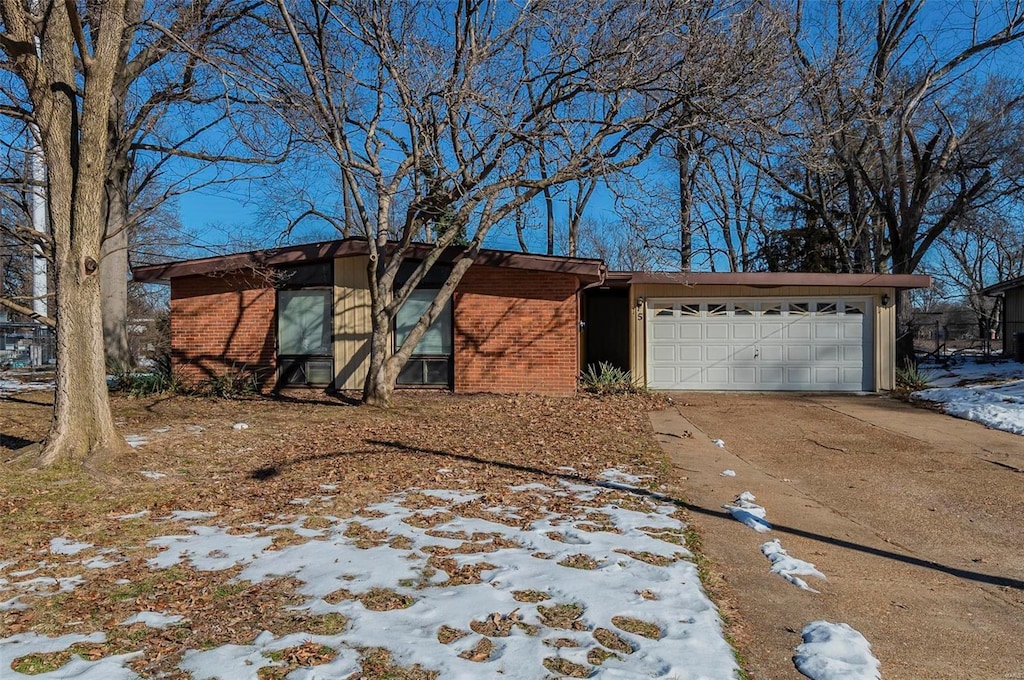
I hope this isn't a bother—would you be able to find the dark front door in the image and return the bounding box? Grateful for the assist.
[584,288,630,372]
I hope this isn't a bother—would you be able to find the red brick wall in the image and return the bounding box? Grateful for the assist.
[170,273,276,387]
[453,267,580,395]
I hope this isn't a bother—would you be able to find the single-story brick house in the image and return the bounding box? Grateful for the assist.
[981,275,1024,359]
[132,239,931,395]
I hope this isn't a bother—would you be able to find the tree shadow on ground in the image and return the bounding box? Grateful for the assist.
[247,438,1024,592]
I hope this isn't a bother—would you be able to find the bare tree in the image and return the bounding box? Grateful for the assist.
[267,0,703,405]
[767,0,1024,361]
[1,2,282,368]
[1,0,132,467]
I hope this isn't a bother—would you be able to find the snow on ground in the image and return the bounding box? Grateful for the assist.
[0,376,54,395]
[49,537,93,555]
[124,434,149,448]
[0,632,140,680]
[119,611,185,629]
[720,469,736,477]
[0,475,741,679]
[913,359,1024,435]
[724,492,772,533]
[793,621,881,680]
[760,540,826,593]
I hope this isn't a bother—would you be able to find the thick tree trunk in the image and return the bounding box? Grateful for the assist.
[39,248,124,468]
[100,181,131,367]
[362,308,399,406]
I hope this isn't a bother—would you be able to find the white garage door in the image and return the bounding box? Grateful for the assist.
[646,299,872,391]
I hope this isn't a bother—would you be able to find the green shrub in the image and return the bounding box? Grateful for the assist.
[199,364,260,398]
[579,362,639,395]
[108,354,186,396]
[896,359,936,392]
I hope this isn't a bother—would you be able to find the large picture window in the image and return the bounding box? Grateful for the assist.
[278,289,333,386]
[396,289,452,386]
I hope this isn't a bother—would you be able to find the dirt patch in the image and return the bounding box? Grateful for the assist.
[611,616,661,639]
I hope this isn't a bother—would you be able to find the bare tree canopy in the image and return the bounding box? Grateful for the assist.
[265,0,742,404]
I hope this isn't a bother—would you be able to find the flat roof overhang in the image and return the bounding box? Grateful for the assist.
[618,271,932,289]
[981,275,1024,297]
[132,239,606,285]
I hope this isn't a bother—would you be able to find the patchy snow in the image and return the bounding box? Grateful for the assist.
[142,477,739,679]
[720,469,737,477]
[124,434,148,448]
[148,526,274,571]
[760,540,827,592]
[913,359,1024,435]
[794,621,881,680]
[82,556,122,570]
[163,510,217,522]
[232,422,249,430]
[0,632,139,680]
[0,377,53,395]
[724,492,771,533]
[185,425,205,433]
[116,510,150,521]
[119,611,185,629]
[49,537,92,555]
[140,470,166,479]
[599,468,649,485]
[7,575,84,596]
[712,438,726,448]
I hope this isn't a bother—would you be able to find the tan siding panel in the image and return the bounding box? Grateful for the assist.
[334,256,372,390]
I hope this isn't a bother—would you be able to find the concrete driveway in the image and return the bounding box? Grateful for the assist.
[651,393,1024,680]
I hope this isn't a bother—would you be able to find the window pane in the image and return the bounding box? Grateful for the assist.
[396,290,452,355]
[279,290,331,355]
[424,359,449,385]
[844,301,865,315]
[306,360,334,384]
[398,359,424,385]
[707,303,727,316]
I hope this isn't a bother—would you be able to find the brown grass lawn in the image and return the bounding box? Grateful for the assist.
[0,388,675,678]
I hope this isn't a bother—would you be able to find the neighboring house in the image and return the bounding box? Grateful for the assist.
[132,238,931,396]
[981,275,1024,358]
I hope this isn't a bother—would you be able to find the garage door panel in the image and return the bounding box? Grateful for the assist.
[815,322,839,339]
[787,345,811,362]
[651,345,677,362]
[706,345,729,362]
[787,323,812,340]
[815,345,839,361]
[842,322,863,339]
[815,367,840,383]
[647,297,870,391]
[678,345,702,362]
[706,323,730,340]
[733,345,757,361]
[651,324,676,340]
[678,324,702,340]
[733,323,756,340]
[706,366,729,383]
[732,366,756,384]
[787,366,812,384]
